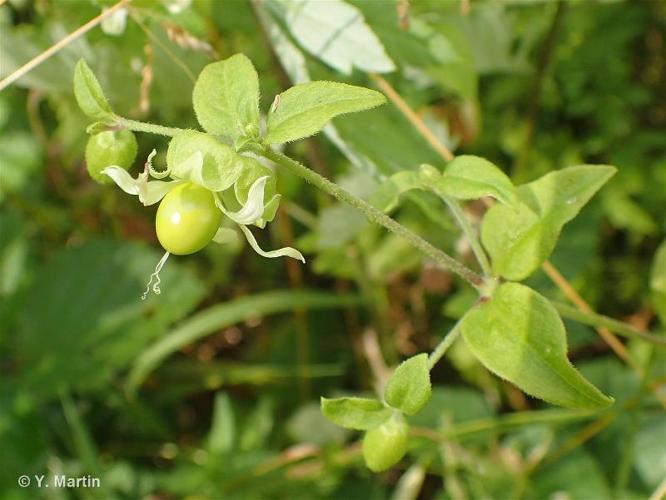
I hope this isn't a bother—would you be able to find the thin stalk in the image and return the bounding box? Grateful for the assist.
[553,302,666,347]
[257,145,484,290]
[428,322,462,370]
[615,348,655,496]
[441,195,492,277]
[412,408,601,442]
[0,0,131,92]
[543,260,637,368]
[114,116,184,137]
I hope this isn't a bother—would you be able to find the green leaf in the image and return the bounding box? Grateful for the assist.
[650,240,666,324]
[73,59,113,120]
[320,397,392,430]
[166,130,244,192]
[460,283,613,410]
[384,353,432,416]
[370,170,426,212]
[192,54,260,146]
[362,413,409,472]
[127,290,362,392]
[276,0,395,75]
[265,81,386,144]
[481,165,616,280]
[431,156,516,205]
[16,240,205,400]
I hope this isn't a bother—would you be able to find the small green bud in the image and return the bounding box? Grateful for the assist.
[85,129,138,184]
[362,413,409,472]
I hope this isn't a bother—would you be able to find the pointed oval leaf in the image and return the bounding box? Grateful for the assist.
[320,397,392,430]
[73,59,113,120]
[384,353,432,416]
[460,282,613,410]
[481,165,616,280]
[166,131,244,192]
[192,54,260,144]
[265,81,386,144]
[433,156,516,205]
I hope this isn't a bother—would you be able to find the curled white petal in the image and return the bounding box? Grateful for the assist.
[103,166,141,195]
[102,166,181,206]
[239,225,305,263]
[221,176,269,225]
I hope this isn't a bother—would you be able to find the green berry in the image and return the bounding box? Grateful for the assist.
[155,182,222,256]
[85,129,138,184]
[362,413,409,472]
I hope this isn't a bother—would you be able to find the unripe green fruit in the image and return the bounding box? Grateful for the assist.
[155,182,222,256]
[85,129,138,184]
[362,413,409,472]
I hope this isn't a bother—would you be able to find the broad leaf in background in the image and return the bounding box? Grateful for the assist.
[73,59,114,120]
[384,354,431,416]
[127,290,361,392]
[634,415,666,488]
[460,283,613,409]
[321,397,391,430]
[265,81,386,144]
[16,240,205,400]
[0,132,42,203]
[410,17,478,101]
[650,240,666,323]
[529,449,611,500]
[482,165,616,280]
[430,156,516,205]
[273,0,395,75]
[192,54,261,146]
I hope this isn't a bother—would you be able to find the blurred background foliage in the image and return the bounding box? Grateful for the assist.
[1,0,665,498]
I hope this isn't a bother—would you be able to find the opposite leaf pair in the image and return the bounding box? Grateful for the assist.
[371,157,616,410]
[192,53,386,148]
[321,353,432,471]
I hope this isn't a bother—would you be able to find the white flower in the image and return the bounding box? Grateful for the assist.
[103,149,305,263]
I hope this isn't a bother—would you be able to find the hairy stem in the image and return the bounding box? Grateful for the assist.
[257,145,484,289]
[114,116,184,137]
[428,321,462,370]
[441,195,492,277]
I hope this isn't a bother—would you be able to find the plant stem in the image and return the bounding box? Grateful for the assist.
[615,347,654,496]
[257,146,484,290]
[428,322,462,370]
[0,0,131,92]
[441,195,493,277]
[114,116,184,137]
[553,302,666,347]
[412,408,601,442]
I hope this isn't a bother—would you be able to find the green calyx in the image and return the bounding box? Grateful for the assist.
[85,129,138,185]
